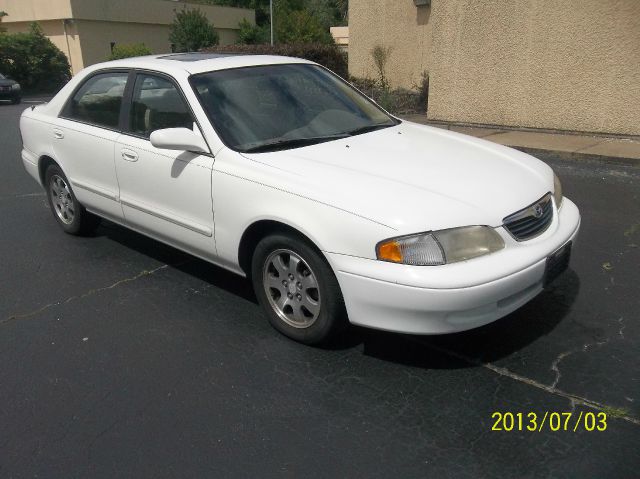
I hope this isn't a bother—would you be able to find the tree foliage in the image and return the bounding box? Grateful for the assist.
[108,43,152,60]
[237,18,269,45]
[273,5,332,44]
[169,8,219,52]
[0,11,7,34]
[194,0,347,44]
[0,23,71,92]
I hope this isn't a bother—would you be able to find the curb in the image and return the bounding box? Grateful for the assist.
[513,147,640,166]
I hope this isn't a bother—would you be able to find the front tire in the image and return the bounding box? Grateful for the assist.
[251,233,347,345]
[45,164,100,235]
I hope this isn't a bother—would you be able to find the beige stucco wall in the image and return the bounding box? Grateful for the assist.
[0,0,253,74]
[68,0,253,30]
[349,0,431,89]
[428,0,640,135]
[75,21,241,69]
[75,21,171,68]
[0,0,73,22]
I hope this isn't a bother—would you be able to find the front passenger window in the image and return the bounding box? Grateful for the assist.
[129,74,194,138]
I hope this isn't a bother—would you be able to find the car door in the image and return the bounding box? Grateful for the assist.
[115,72,216,261]
[54,70,129,222]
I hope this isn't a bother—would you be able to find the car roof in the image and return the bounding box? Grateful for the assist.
[88,53,314,76]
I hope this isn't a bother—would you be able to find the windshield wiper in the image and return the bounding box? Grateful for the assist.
[346,123,396,136]
[242,134,350,153]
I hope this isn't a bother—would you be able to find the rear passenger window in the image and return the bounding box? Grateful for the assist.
[65,72,128,129]
[129,74,194,138]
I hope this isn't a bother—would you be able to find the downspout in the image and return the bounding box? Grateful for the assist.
[62,19,74,74]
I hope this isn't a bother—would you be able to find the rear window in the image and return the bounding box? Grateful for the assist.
[64,72,128,129]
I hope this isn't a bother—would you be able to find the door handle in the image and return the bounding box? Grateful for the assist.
[121,149,139,162]
[53,128,64,140]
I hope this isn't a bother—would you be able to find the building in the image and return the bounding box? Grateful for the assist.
[349,0,640,136]
[0,0,254,74]
[330,26,349,54]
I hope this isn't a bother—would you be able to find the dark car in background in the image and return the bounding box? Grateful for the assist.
[0,73,21,104]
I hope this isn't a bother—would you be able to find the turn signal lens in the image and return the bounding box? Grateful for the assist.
[377,240,403,263]
[376,226,504,266]
[376,233,445,265]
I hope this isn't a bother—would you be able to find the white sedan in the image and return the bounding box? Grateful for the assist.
[20,53,580,344]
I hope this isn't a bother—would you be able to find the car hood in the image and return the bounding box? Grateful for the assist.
[241,122,554,234]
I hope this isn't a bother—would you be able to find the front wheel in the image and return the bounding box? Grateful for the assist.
[251,234,347,345]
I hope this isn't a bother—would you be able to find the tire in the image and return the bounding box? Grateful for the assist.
[251,233,348,345]
[11,96,21,105]
[44,164,100,235]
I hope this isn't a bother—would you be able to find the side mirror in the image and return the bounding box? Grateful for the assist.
[150,128,209,154]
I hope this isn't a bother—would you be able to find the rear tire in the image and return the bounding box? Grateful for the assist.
[251,233,347,345]
[45,164,100,235]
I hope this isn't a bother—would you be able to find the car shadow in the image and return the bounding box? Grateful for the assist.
[352,270,580,368]
[92,219,579,368]
[94,220,257,304]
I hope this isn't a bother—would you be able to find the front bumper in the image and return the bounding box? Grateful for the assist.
[327,198,580,335]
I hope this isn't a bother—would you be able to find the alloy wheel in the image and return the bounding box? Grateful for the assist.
[262,249,321,328]
[49,174,75,225]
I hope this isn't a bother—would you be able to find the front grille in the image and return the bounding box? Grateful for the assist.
[503,193,553,241]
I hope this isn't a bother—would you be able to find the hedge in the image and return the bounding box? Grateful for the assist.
[200,43,348,79]
[0,23,71,93]
[108,43,152,61]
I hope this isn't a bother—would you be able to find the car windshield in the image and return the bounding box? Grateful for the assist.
[190,64,398,152]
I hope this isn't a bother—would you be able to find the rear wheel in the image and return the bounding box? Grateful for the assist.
[45,164,100,235]
[252,233,347,345]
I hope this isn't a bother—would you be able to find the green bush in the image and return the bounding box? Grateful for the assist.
[350,76,426,115]
[170,8,219,52]
[108,43,152,60]
[201,43,348,79]
[273,6,333,44]
[0,23,71,93]
[236,18,269,45]
[413,70,429,112]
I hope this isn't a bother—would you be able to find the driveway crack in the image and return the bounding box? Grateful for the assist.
[416,339,640,426]
[550,316,625,389]
[1,263,171,325]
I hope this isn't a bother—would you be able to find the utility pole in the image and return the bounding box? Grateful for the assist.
[270,0,274,46]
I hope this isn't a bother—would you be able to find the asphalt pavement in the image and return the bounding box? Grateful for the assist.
[1,101,639,478]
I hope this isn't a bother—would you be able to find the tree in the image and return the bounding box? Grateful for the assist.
[169,8,219,52]
[237,18,269,45]
[108,43,153,60]
[197,0,347,42]
[0,23,71,92]
[275,7,333,44]
[0,11,7,33]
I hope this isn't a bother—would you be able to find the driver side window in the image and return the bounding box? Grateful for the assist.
[128,74,194,138]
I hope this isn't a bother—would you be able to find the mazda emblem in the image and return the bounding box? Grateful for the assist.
[533,204,544,218]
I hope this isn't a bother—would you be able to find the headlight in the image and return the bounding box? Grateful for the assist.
[553,173,563,209]
[11,83,20,90]
[376,226,505,266]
